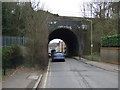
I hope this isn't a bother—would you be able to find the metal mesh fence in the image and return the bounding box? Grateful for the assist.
[2,36,27,46]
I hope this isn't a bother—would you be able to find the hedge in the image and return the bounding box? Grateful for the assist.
[101,34,120,47]
[2,44,23,68]
[2,44,19,59]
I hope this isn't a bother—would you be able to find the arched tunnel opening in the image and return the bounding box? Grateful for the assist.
[49,28,79,56]
[49,39,66,53]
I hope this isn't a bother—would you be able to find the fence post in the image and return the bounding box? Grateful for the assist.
[12,56,17,69]
[3,59,6,75]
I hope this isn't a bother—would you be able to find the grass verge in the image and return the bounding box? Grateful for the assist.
[83,55,100,61]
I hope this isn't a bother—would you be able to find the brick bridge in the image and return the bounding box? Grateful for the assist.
[48,17,91,57]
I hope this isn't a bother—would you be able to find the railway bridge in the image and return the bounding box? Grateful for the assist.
[48,17,91,57]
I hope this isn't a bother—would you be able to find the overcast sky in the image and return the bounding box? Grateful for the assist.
[38,0,93,17]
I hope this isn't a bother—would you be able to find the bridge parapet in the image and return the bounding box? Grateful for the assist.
[48,20,83,33]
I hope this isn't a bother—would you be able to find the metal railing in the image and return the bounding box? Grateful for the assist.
[2,36,27,46]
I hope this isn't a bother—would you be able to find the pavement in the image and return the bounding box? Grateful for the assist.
[40,58,118,88]
[2,67,42,88]
[73,57,119,72]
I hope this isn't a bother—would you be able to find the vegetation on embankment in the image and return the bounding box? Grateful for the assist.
[81,2,120,56]
[2,2,53,69]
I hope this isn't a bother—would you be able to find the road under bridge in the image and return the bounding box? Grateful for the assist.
[48,17,90,57]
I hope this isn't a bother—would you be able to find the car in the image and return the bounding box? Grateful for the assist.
[51,52,65,62]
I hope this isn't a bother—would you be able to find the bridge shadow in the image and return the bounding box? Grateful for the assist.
[49,28,79,57]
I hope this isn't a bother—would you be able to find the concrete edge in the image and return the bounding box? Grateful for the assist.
[32,74,43,90]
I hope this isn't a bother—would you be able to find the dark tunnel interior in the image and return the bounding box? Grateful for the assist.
[49,28,79,56]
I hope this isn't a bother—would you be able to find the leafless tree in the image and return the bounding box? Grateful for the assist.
[79,1,119,56]
[21,2,50,69]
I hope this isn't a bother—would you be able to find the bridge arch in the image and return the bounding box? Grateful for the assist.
[49,28,79,56]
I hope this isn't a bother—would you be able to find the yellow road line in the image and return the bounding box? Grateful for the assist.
[43,61,51,88]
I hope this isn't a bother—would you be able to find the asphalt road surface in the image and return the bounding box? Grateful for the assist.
[41,58,118,88]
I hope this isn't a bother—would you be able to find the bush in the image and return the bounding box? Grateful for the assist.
[101,34,120,47]
[2,44,23,68]
[2,44,19,59]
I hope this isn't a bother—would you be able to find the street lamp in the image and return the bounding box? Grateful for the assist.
[77,19,93,60]
[86,19,93,60]
[81,19,93,60]
[81,24,88,30]
[77,21,88,60]
[77,25,81,60]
